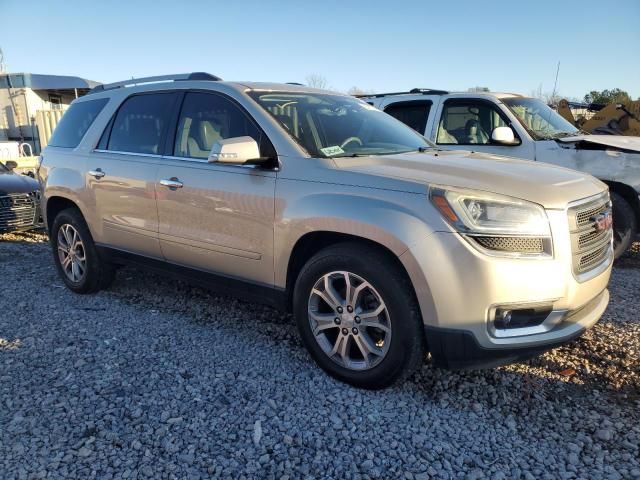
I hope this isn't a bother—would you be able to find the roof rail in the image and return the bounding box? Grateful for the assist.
[355,88,448,98]
[409,88,449,95]
[88,72,222,94]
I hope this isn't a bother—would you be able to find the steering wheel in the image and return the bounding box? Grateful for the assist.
[340,136,363,149]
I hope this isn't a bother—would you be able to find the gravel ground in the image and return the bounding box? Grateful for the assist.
[1,231,639,480]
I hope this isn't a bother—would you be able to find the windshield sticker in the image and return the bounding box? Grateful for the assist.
[320,145,345,156]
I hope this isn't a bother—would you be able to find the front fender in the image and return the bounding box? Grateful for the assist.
[273,178,447,288]
[536,141,640,192]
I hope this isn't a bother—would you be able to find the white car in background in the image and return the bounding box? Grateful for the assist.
[360,89,640,258]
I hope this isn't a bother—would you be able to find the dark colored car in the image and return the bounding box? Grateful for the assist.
[0,161,42,233]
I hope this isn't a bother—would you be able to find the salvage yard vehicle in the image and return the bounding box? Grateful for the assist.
[360,89,640,258]
[557,98,640,137]
[0,160,41,233]
[39,73,613,388]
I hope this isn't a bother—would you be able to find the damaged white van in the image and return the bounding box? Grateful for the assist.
[361,90,640,257]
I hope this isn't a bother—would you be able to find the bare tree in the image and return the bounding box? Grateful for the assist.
[305,74,329,89]
[347,86,373,96]
[530,85,563,107]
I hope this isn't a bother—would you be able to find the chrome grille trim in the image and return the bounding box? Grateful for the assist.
[568,192,613,279]
[0,192,39,230]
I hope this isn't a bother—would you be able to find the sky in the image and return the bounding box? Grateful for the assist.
[1,0,639,100]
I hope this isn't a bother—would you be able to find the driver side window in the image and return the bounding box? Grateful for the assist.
[437,101,508,146]
[174,92,275,159]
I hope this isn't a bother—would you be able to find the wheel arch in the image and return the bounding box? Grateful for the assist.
[45,196,83,233]
[603,180,640,224]
[284,231,420,313]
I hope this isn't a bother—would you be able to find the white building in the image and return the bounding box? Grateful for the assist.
[0,73,100,154]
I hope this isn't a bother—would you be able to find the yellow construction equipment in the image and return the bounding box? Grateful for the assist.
[558,98,640,136]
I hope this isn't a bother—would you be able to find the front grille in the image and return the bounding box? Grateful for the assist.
[576,202,608,227]
[579,245,610,271]
[473,236,544,253]
[568,193,613,277]
[0,192,38,231]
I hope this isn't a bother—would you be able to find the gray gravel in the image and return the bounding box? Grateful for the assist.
[1,231,639,480]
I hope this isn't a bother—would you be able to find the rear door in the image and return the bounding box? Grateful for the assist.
[432,98,535,159]
[155,91,277,285]
[89,92,179,258]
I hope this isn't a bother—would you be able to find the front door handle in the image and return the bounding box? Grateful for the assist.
[88,168,105,179]
[160,178,183,189]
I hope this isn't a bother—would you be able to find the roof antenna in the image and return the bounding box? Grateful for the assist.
[550,61,560,106]
[546,61,560,127]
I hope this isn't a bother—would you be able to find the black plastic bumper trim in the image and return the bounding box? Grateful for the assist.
[424,325,586,370]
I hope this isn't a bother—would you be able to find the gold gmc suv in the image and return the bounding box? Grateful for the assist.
[38,73,613,389]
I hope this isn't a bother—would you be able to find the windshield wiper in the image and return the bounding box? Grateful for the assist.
[331,153,369,158]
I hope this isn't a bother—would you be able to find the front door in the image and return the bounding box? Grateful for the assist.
[432,99,535,159]
[155,91,277,285]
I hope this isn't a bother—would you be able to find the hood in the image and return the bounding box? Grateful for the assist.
[332,150,606,209]
[0,169,40,196]
[557,134,640,153]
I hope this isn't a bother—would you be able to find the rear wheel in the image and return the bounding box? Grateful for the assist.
[51,208,115,293]
[611,192,637,259]
[293,243,425,389]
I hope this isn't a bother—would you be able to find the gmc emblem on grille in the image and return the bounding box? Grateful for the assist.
[591,209,613,233]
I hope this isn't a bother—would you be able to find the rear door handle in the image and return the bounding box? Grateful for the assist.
[88,168,105,179]
[160,178,183,189]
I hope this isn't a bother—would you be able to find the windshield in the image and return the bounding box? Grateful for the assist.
[503,97,580,140]
[248,91,434,157]
[0,162,7,172]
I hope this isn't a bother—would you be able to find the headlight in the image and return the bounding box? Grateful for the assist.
[430,186,552,256]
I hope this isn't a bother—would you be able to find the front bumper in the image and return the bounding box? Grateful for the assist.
[399,207,612,369]
[425,289,609,369]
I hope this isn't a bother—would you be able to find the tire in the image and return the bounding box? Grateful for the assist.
[50,207,115,293]
[293,242,425,389]
[611,192,637,259]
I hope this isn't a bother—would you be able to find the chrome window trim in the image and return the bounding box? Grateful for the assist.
[161,155,262,170]
[92,149,269,171]
[93,149,162,158]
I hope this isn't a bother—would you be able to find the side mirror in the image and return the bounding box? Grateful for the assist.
[5,160,18,171]
[491,126,519,145]
[208,136,262,165]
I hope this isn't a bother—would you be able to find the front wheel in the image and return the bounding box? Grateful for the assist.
[293,243,425,389]
[611,192,638,259]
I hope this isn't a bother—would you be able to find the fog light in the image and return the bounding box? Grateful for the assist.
[494,305,552,330]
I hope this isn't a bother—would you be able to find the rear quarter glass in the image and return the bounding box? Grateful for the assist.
[48,98,109,148]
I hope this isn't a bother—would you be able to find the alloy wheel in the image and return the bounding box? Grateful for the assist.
[57,224,87,283]
[308,271,392,370]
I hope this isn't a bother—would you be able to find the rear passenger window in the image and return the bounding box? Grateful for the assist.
[48,98,109,148]
[174,92,270,159]
[107,94,175,154]
[384,101,431,134]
